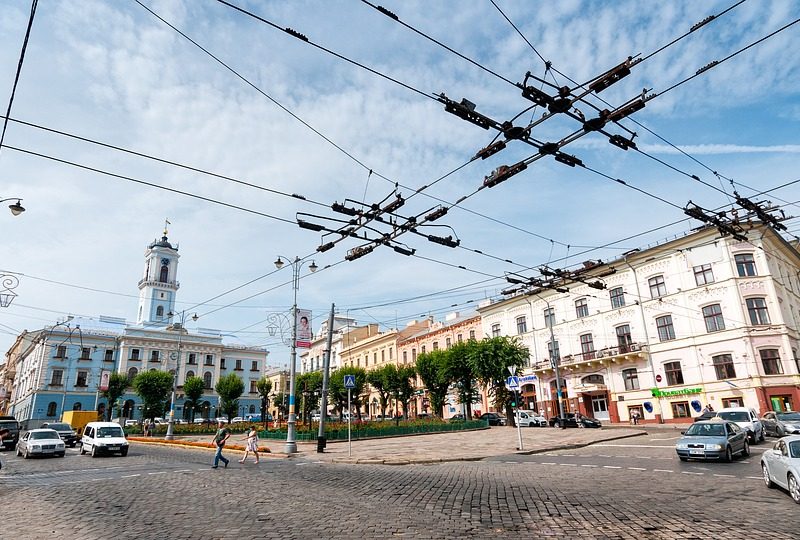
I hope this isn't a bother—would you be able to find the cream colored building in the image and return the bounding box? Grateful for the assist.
[479,224,800,424]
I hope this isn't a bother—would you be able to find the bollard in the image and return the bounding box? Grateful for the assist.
[316,435,326,453]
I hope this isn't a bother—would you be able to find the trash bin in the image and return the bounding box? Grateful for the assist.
[316,436,326,453]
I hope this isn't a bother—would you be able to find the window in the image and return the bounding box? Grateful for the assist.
[469,330,476,340]
[543,308,555,328]
[746,298,770,325]
[671,401,691,418]
[185,370,195,380]
[54,345,67,358]
[150,350,160,362]
[156,305,164,318]
[203,372,213,389]
[664,361,684,386]
[188,353,197,365]
[610,287,625,308]
[205,354,214,366]
[694,264,714,286]
[616,325,632,351]
[445,337,451,348]
[432,341,439,351]
[702,304,725,332]
[794,348,800,374]
[80,347,91,360]
[251,360,258,372]
[457,334,463,343]
[235,359,243,371]
[581,374,604,385]
[516,316,527,334]
[159,264,169,282]
[130,348,140,361]
[760,349,784,375]
[220,358,226,369]
[402,351,408,363]
[250,380,258,393]
[47,402,57,416]
[648,275,667,298]
[104,349,114,362]
[722,398,742,408]
[655,315,675,342]
[421,346,426,354]
[712,354,736,380]
[127,367,138,379]
[76,371,88,387]
[50,369,63,386]
[575,298,589,318]
[622,368,639,391]
[735,253,757,277]
[249,404,256,414]
[412,348,417,362]
[491,323,501,337]
[389,348,393,359]
[373,352,377,364]
[579,333,595,360]
[547,340,560,361]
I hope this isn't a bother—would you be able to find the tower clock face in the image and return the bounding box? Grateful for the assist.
[170,352,178,360]
[161,258,170,266]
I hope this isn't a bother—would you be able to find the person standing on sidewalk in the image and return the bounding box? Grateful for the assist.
[238,425,260,464]
[212,420,231,469]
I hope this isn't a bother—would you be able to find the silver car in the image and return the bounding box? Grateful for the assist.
[761,411,800,437]
[16,428,66,458]
[675,420,750,462]
[761,435,800,504]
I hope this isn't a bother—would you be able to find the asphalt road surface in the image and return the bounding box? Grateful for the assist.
[0,434,797,539]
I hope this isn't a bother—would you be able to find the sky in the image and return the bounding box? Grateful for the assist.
[1,0,799,369]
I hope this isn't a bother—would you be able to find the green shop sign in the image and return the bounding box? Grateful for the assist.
[651,387,702,398]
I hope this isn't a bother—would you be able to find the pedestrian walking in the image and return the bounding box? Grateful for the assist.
[239,425,260,464]
[631,409,641,425]
[142,421,150,437]
[211,420,230,469]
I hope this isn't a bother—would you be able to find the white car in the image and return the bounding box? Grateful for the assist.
[80,422,129,457]
[124,419,138,427]
[761,435,800,504]
[515,410,547,427]
[16,428,66,458]
[231,417,245,424]
[716,407,765,443]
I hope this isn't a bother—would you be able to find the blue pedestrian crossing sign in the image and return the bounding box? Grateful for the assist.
[344,374,356,389]
[506,376,520,389]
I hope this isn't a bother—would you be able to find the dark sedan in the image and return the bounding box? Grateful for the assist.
[480,412,506,426]
[41,422,78,447]
[549,413,602,428]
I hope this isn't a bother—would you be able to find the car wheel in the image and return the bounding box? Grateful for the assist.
[788,474,800,504]
[23,448,29,459]
[762,464,775,488]
[90,446,97,458]
[70,442,76,448]
[758,430,765,443]
[777,426,785,438]
[57,453,65,458]
[15,446,21,457]
[722,446,733,462]
[554,420,561,429]
[742,440,750,457]
[121,448,128,457]
[679,456,688,462]
[79,445,86,455]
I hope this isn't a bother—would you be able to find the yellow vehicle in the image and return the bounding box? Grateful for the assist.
[61,410,102,435]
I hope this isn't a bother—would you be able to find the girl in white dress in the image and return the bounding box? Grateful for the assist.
[239,426,260,464]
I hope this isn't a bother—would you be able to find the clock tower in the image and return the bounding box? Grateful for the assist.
[137,222,180,326]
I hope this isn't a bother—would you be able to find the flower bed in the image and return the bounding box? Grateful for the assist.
[259,419,487,441]
[128,436,270,453]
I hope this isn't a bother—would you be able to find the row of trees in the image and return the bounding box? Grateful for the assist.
[98,335,528,425]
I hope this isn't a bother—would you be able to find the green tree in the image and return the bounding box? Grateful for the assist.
[256,377,273,428]
[445,341,480,418]
[296,371,323,425]
[101,372,129,421]
[132,370,174,421]
[215,373,244,421]
[470,336,529,425]
[385,364,417,423]
[366,365,393,418]
[182,376,205,423]
[328,366,367,420]
[273,392,288,420]
[415,350,450,418]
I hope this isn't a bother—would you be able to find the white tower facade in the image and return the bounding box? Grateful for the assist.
[136,226,180,326]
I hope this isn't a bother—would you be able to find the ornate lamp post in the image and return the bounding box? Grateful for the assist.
[0,273,20,308]
[165,310,198,440]
[0,198,24,216]
[270,256,317,454]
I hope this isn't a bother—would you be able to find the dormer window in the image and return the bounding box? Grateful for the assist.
[156,306,164,318]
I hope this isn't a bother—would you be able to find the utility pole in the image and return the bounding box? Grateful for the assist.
[317,304,335,452]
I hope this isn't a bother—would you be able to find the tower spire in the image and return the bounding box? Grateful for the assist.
[164,218,171,237]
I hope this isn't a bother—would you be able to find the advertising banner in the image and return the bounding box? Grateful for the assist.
[296,308,312,348]
[99,370,110,392]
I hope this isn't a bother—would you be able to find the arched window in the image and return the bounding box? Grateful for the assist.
[128,367,139,380]
[73,402,82,411]
[581,374,605,385]
[159,265,169,283]
[203,371,212,389]
[249,404,256,414]
[47,402,57,417]
[156,306,164,318]
[186,370,195,380]
[122,399,135,419]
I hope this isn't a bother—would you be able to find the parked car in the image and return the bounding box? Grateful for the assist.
[716,407,765,443]
[675,420,750,462]
[416,413,431,419]
[153,417,168,425]
[124,419,138,427]
[41,422,78,447]
[549,413,601,428]
[761,435,800,504]
[215,417,229,424]
[193,417,210,424]
[80,422,129,457]
[0,415,20,450]
[761,411,800,437]
[16,428,66,458]
[231,417,245,424]
[516,410,547,427]
[480,412,506,426]
[448,414,466,422]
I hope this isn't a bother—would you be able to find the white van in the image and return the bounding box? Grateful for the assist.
[716,407,764,443]
[80,422,129,457]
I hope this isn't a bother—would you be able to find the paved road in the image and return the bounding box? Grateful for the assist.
[0,436,797,539]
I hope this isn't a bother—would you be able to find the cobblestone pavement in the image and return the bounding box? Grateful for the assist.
[1,440,797,540]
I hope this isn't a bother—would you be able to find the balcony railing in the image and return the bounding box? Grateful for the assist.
[137,278,180,288]
[532,343,647,370]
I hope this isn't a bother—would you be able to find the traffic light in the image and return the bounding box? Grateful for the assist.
[509,398,517,407]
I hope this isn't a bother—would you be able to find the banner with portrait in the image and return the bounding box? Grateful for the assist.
[296,308,312,348]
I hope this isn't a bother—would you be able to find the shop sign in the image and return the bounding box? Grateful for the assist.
[650,387,702,398]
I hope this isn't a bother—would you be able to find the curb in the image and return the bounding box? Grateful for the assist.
[127,437,292,459]
[513,430,648,456]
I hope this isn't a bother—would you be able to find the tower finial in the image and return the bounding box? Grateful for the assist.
[164,218,171,237]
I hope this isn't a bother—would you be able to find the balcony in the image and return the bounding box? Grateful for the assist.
[138,278,180,289]
[532,343,647,371]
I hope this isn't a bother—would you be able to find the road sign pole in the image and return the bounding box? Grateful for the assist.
[347,387,352,457]
[515,389,523,451]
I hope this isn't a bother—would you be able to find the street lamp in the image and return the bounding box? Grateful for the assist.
[46,318,85,420]
[0,273,20,308]
[0,197,25,216]
[164,310,198,440]
[272,255,317,454]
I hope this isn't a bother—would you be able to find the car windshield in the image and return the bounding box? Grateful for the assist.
[47,423,71,431]
[685,424,725,436]
[0,420,17,428]
[776,412,800,421]
[718,412,749,422]
[97,426,124,438]
[30,430,60,440]
[790,441,800,458]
